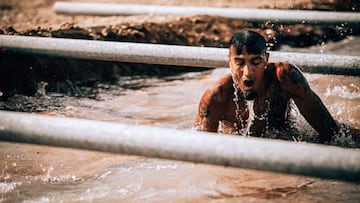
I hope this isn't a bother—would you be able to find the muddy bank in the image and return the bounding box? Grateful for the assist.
[0,1,359,32]
[3,14,359,48]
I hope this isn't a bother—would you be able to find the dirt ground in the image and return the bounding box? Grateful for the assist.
[0,0,359,32]
[1,0,358,45]
[0,0,359,99]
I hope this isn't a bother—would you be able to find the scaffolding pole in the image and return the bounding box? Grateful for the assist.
[1,35,359,76]
[53,2,360,25]
[0,110,359,182]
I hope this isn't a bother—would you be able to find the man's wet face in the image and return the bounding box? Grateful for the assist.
[228,45,267,100]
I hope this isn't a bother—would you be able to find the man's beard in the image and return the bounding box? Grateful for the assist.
[244,91,258,100]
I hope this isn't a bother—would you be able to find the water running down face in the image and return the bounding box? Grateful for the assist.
[228,31,268,100]
[228,46,268,100]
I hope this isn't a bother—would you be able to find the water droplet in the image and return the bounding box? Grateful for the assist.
[232,81,246,135]
[244,100,254,134]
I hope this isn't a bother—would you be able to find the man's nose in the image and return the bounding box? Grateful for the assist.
[243,63,254,78]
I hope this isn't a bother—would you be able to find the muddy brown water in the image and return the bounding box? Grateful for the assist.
[1,37,360,202]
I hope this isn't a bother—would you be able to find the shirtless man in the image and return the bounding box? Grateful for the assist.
[193,30,339,143]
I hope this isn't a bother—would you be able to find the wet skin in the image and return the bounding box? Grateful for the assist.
[194,46,339,143]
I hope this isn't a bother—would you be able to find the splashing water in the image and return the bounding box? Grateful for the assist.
[232,82,254,136]
[244,100,255,136]
[232,81,272,137]
[325,85,360,100]
[232,82,243,134]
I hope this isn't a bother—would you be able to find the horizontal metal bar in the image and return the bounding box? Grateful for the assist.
[0,110,359,182]
[0,35,360,76]
[53,2,360,25]
[0,35,226,68]
[0,35,359,76]
[269,52,360,75]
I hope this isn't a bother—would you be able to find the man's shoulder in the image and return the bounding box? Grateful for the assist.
[216,73,233,86]
[214,74,234,92]
[268,61,298,71]
[203,74,234,102]
[268,62,303,82]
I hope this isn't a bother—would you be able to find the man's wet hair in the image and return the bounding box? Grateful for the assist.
[229,30,266,55]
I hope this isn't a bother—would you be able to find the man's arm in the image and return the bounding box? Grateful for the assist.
[275,62,339,143]
[193,75,233,132]
[193,87,222,132]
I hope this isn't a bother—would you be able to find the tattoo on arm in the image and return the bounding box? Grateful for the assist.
[276,62,311,98]
[199,104,209,118]
[288,64,309,89]
[196,94,220,132]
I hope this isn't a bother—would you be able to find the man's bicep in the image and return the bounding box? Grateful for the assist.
[194,91,221,132]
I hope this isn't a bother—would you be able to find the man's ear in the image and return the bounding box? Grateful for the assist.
[265,52,269,62]
[227,53,231,63]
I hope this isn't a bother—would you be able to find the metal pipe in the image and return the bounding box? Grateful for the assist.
[53,2,360,25]
[0,35,359,76]
[0,35,226,68]
[54,2,360,24]
[0,110,359,182]
[269,52,360,75]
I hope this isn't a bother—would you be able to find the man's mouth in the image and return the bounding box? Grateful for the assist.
[242,80,257,100]
[244,80,254,87]
[243,79,254,91]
